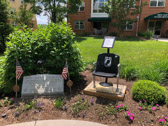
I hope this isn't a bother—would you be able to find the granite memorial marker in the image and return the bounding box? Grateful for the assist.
[21,74,64,98]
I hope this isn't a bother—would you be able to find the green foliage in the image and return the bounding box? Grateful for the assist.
[0,0,13,53]
[0,102,2,107]
[25,0,82,23]
[138,32,144,37]
[24,99,37,111]
[54,98,65,109]
[104,0,147,35]
[138,60,168,83]
[120,65,138,81]
[108,32,118,37]
[165,93,168,106]
[132,80,166,104]
[139,101,159,113]
[0,23,83,94]
[143,31,154,39]
[11,3,34,28]
[71,98,90,116]
[106,104,117,115]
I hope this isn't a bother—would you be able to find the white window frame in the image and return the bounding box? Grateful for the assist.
[150,0,165,7]
[125,21,134,31]
[74,20,85,30]
[93,0,108,13]
[78,2,85,12]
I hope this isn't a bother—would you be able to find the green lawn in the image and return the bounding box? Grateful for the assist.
[76,36,168,68]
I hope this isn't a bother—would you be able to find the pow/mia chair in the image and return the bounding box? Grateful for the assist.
[93,53,120,92]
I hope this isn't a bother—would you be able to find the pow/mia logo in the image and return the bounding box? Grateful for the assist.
[104,56,112,67]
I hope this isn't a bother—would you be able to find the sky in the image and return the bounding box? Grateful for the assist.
[36,15,48,25]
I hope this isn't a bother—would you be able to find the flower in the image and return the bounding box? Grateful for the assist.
[90,98,94,105]
[120,104,124,107]
[116,105,120,108]
[10,98,14,100]
[156,104,159,107]
[139,100,142,103]
[139,107,142,110]
[143,99,146,102]
[158,119,166,123]
[130,116,134,120]
[152,107,156,111]
[130,113,134,117]
[37,101,43,107]
[82,113,86,118]
[165,117,168,120]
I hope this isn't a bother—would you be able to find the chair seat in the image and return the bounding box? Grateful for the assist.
[93,71,117,78]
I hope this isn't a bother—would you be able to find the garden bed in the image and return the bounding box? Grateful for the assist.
[0,70,168,126]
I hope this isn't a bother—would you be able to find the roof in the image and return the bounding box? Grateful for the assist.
[144,12,168,20]
[88,17,111,22]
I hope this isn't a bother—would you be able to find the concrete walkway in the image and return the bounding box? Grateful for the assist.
[6,120,108,126]
[153,38,168,42]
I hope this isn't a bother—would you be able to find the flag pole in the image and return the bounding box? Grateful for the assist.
[66,60,71,93]
[15,59,17,98]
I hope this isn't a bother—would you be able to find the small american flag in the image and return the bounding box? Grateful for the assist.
[16,60,24,80]
[62,61,68,80]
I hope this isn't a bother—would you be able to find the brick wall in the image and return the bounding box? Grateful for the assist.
[68,0,168,37]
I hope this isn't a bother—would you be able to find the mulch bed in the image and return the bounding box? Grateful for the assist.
[0,70,168,126]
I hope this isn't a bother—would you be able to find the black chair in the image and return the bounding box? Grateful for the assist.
[93,53,120,92]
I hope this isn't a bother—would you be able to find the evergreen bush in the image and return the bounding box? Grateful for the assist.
[0,22,83,94]
[132,80,166,104]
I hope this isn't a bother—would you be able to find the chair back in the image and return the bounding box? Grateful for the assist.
[95,53,119,74]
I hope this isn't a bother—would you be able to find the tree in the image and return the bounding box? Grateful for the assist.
[0,0,13,53]
[104,0,147,36]
[11,3,34,28]
[25,0,83,23]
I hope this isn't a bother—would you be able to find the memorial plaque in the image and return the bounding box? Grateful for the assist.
[21,74,64,98]
[102,36,116,48]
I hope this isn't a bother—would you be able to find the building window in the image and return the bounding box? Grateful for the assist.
[10,0,15,1]
[79,2,85,11]
[150,0,165,7]
[21,0,24,4]
[124,0,136,8]
[93,0,108,13]
[125,21,133,30]
[74,20,84,30]
[10,8,15,14]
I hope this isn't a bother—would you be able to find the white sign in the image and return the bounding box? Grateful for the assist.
[21,74,64,98]
[154,14,168,18]
[102,36,115,48]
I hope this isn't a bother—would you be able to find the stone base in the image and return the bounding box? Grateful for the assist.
[83,81,126,101]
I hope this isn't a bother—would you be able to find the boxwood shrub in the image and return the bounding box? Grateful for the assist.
[132,80,166,104]
[0,22,83,94]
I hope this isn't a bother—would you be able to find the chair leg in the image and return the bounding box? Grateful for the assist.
[93,75,96,88]
[105,77,108,83]
[116,75,119,92]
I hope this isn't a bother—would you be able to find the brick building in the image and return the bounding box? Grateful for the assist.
[9,0,37,29]
[68,0,168,37]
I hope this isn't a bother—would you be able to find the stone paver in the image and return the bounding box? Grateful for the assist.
[6,120,107,126]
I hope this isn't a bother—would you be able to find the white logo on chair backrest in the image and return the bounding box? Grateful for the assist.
[104,56,112,67]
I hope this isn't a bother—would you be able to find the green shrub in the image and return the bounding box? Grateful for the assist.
[120,65,138,81]
[0,22,83,94]
[132,80,166,104]
[108,32,118,37]
[138,32,144,37]
[54,98,65,109]
[143,31,154,39]
[138,60,168,83]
